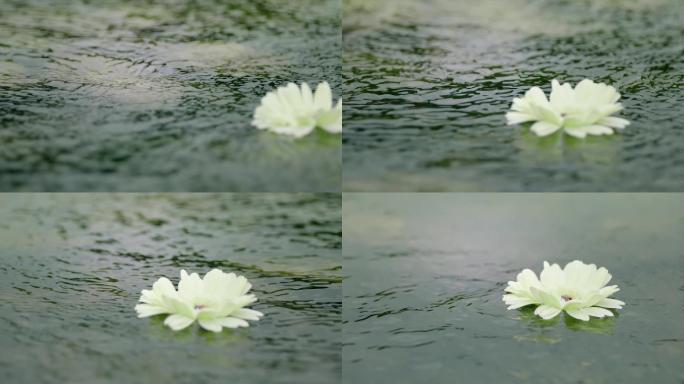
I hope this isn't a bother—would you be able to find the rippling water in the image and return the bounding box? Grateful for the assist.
[343,194,684,383]
[343,0,684,191]
[0,194,341,383]
[0,0,341,191]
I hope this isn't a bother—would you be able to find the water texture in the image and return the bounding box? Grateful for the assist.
[343,0,684,191]
[0,194,341,384]
[0,0,341,191]
[343,194,684,383]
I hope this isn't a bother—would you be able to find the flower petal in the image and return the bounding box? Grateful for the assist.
[164,314,195,331]
[530,121,562,137]
[584,307,614,318]
[596,298,625,309]
[232,308,264,321]
[314,82,333,110]
[599,285,620,297]
[505,111,535,125]
[565,308,590,321]
[530,286,562,308]
[583,125,614,136]
[135,304,168,318]
[198,319,223,333]
[599,116,630,130]
[217,317,250,329]
[318,99,342,133]
[534,305,562,320]
[564,127,587,138]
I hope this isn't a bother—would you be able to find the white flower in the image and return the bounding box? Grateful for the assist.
[135,269,264,332]
[252,82,342,138]
[503,260,625,321]
[506,79,630,138]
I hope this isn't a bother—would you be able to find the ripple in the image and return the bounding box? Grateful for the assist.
[343,0,684,191]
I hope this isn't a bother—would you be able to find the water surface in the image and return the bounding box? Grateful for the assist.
[343,0,684,191]
[0,193,341,383]
[0,0,341,191]
[343,194,684,383]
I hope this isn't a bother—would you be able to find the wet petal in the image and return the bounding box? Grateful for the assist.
[164,314,195,331]
[534,305,562,320]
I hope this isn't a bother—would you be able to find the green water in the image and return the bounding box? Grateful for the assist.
[0,194,341,383]
[343,0,684,191]
[0,0,341,191]
[343,194,684,383]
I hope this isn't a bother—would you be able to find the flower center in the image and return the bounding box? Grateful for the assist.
[194,304,206,310]
[561,295,573,302]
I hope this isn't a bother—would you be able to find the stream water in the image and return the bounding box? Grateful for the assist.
[0,193,341,383]
[343,0,684,191]
[0,0,341,191]
[343,194,684,383]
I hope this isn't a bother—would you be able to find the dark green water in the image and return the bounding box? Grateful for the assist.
[0,194,341,383]
[343,194,684,383]
[343,0,684,191]
[0,0,341,192]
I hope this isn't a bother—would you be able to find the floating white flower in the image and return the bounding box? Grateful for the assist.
[252,82,342,138]
[506,79,630,138]
[503,260,625,321]
[135,269,264,332]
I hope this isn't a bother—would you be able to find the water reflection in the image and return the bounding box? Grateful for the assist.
[515,306,617,336]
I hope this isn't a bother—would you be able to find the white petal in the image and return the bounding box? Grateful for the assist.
[198,319,223,333]
[269,122,316,138]
[599,116,630,130]
[539,261,564,290]
[506,111,535,125]
[135,304,168,318]
[217,317,250,329]
[300,83,314,107]
[584,307,614,318]
[596,298,625,309]
[530,286,562,308]
[318,99,342,133]
[564,127,587,138]
[565,308,590,321]
[164,314,195,331]
[583,125,614,136]
[525,86,548,104]
[234,294,258,307]
[534,305,562,320]
[232,308,264,321]
[550,79,575,109]
[314,82,333,110]
[530,121,561,137]
[599,285,620,297]
[152,277,176,295]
